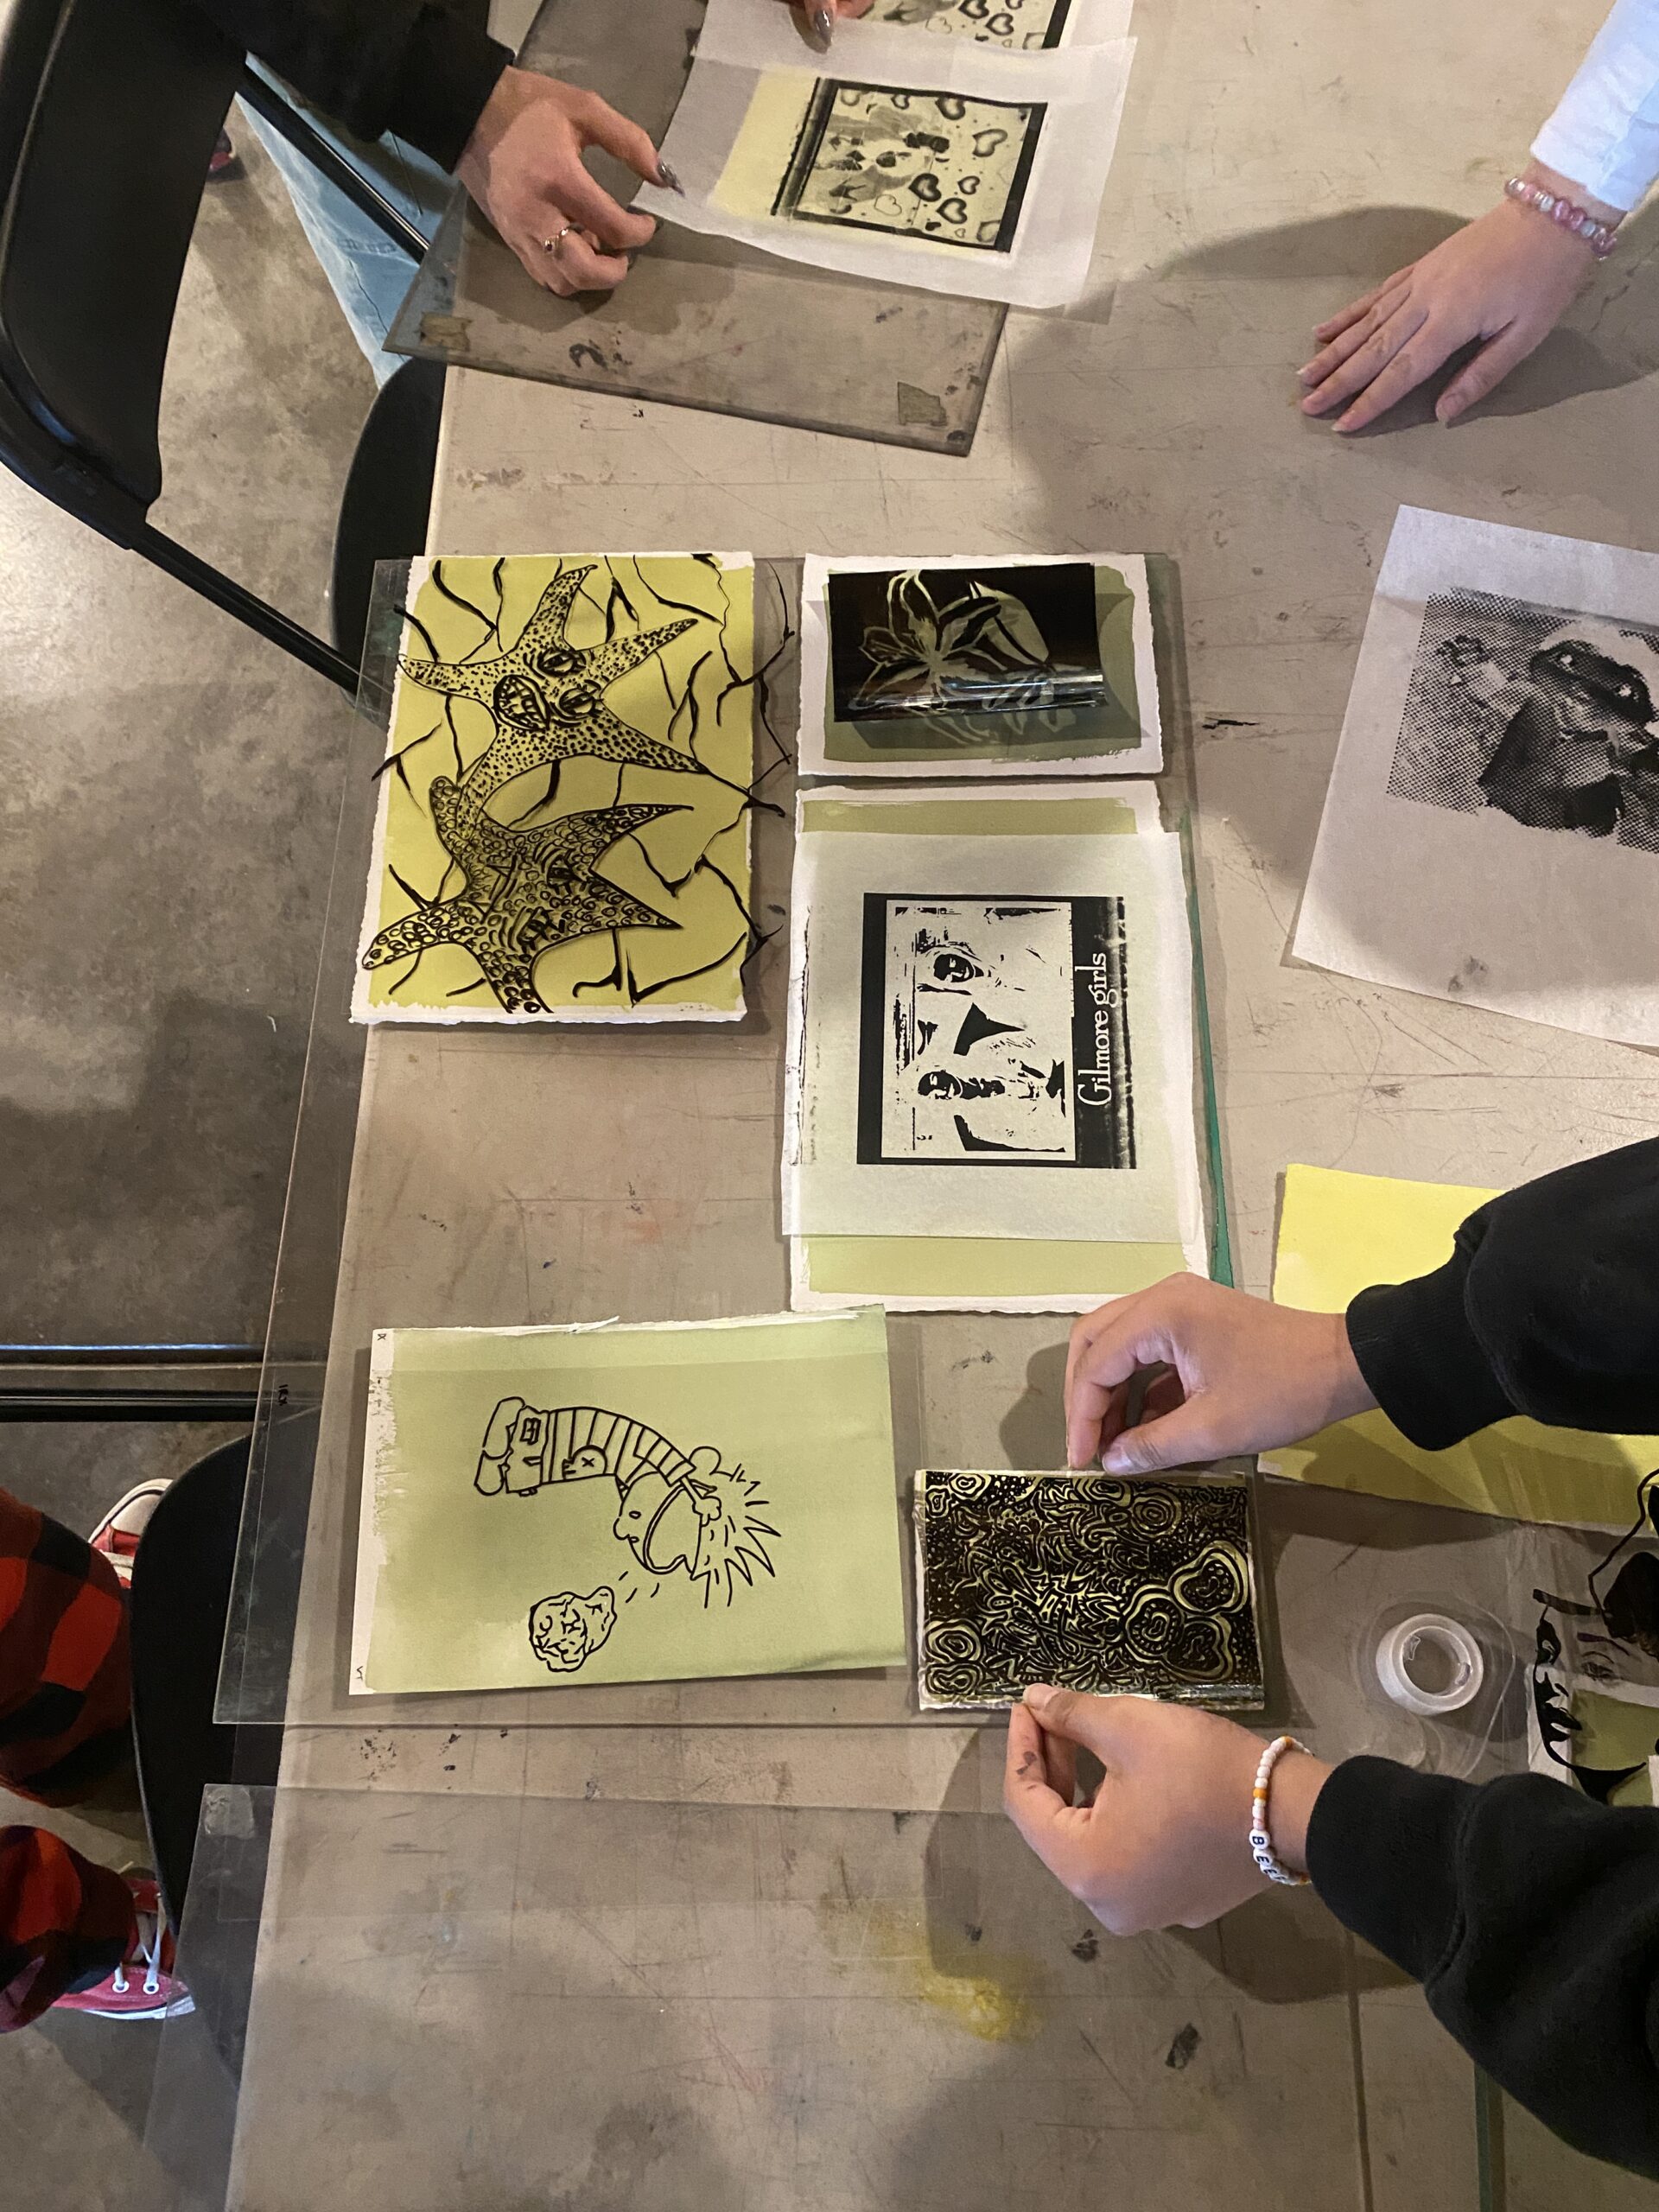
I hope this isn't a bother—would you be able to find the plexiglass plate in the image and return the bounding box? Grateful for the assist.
[385,0,1006,452]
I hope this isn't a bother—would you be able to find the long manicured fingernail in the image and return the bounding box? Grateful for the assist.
[656,158,683,194]
[813,4,835,35]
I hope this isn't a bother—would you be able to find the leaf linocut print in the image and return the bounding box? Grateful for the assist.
[914,1470,1262,1708]
[353,554,756,1023]
[352,1310,906,1695]
[798,556,1162,782]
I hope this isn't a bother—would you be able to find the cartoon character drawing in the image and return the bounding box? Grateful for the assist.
[476,1402,779,1615]
[527,1587,616,1673]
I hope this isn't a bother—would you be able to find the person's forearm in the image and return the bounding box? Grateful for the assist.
[187,0,511,169]
[1531,0,1659,213]
[1344,1138,1659,1449]
[1307,1758,1659,2178]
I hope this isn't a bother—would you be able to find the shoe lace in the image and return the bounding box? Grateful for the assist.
[111,1909,164,1998]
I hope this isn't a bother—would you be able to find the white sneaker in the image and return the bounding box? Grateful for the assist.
[86,1480,171,1589]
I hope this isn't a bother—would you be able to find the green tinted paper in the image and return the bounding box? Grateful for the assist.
[353,1310,905,1694]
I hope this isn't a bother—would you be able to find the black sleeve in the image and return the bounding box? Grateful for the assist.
[1344,1137,1659,1451]
[1307,1756,1659,2178]
[187,0,512,171]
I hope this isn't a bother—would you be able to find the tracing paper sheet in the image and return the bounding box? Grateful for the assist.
[633,0,1135,308]
[783,784,1205,1251]
[797,552,1162,778]
[1294,505,1659,1049]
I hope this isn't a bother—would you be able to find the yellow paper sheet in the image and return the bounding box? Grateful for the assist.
[353,555,753,1023]
[1264,1163,1659,1530]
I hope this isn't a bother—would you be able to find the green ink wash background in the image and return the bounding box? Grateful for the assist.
[821,566,1143,766]
[362,1312,906,1694]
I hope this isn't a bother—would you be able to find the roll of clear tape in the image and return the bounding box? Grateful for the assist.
[1375,1612,1485,1718]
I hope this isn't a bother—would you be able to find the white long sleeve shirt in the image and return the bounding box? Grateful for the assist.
[1532,0,1659,210]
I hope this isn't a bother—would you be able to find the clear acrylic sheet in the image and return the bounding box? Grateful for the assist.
[385,0,1008,453]
[633,0,1136,307]
[202,1789,1376,2212]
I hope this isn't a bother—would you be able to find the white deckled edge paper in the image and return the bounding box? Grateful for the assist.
[352,551,757,1027]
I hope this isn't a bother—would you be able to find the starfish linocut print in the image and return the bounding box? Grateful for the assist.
[353,554,758,1022]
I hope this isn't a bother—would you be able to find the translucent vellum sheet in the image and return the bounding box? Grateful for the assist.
[216,1789,1376,2212]
[385,0,1007,452]
[633,0,1136,308]
[782,782,1208,1293]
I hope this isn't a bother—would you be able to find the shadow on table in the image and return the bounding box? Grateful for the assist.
[1150,200,1659,428]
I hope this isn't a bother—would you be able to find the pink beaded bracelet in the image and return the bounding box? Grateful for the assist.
[1503,175,1620,258]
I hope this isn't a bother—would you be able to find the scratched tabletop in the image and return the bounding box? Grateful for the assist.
[226,0,1659,2200]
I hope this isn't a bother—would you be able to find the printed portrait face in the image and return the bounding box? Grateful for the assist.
[857,894,1138,1169]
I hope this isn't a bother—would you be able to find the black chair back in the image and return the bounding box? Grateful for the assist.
[0,0,372,686]
[0,0,238,531]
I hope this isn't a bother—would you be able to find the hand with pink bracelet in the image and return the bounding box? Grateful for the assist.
[1298,161,1623,432]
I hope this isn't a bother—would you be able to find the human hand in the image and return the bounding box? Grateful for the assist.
[1064,1274,1376,1472]
[1004,1686,1332,1934]
[457,67,661,297]
[1298,166,1618,431]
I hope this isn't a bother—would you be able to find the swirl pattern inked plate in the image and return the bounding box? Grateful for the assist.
[915,1471,1263,1708]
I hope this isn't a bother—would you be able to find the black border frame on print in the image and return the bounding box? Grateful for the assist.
[855,892,1137,1167]
[772,83,1046,254]
[825,560,1106,724]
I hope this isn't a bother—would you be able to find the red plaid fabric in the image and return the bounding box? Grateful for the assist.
[0,1490,139,2027]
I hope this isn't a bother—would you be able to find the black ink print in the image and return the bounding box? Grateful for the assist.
[772,84,1042,252]
[857,895,1135,1167]
[826,564,1105,723]
[528,1587,616,1673]
[362,799,682,1014]
[916,1471,1262,1707]
[399,565,700,774]
[476,1400,779,1608]
[1389,587,1659,854]
[872,0,1071,48]
[367,558,763,1014]
[1529,1473,1659,1802]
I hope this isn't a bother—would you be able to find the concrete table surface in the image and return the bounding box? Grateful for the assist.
[233,0,1659,2200]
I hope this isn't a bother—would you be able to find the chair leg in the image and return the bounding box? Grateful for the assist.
[133,524,358,690]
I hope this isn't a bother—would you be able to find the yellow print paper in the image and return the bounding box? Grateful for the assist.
[353,553,755,1023]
